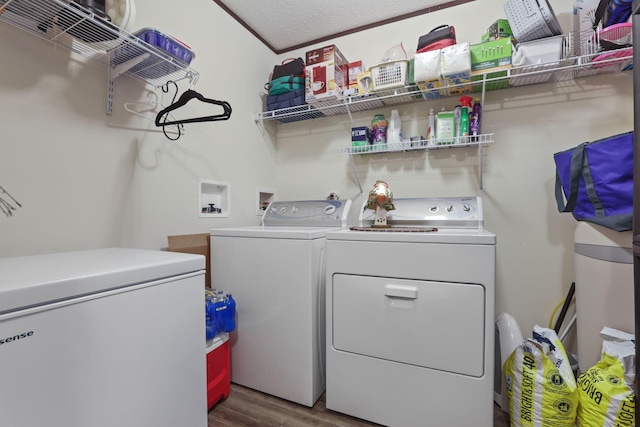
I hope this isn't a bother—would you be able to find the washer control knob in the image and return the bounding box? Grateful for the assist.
[462,204,471,212]
[323,205,336,215]
[429,206,438,213]
[292,206,298,214]
[446,205,454,213]
[279,206,287,214]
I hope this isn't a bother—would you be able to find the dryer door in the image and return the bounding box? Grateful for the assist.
[331,274,485,377]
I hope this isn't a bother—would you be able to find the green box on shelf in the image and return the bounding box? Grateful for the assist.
[471,70,509,92]
[470,38,513,92]
[481,19,513,43]
[471,38,513,72]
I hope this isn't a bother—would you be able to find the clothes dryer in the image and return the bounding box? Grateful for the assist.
[325,197,495,427]
[210,199,351,407]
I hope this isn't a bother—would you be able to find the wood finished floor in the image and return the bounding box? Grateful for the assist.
[208,383,510,427]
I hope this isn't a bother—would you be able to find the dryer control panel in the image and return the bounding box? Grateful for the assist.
[262,200,352,227]
[359,196,483,229]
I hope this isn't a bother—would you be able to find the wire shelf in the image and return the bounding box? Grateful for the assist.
[0,0,199,87]
[338,133,494,155]
[255,45,632,124]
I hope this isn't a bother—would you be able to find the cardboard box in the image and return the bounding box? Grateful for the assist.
[351,126,372,143]
[470,38,513,92]
[470,38,513,72]
[348,60,364,90]
[167,233,211,287]
[441,42,472,96]
[436,110,455,145]
[482,19,513,42]
[305,45,349,103]
[351,126,372,151]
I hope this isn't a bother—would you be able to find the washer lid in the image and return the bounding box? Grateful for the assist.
[211,225,341,239]
[0,248,204,315]
[262,199,351,227]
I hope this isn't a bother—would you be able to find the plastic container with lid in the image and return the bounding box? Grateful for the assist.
[372,114,387,145]
[111,27,196,79]
[133,28,195,66]
[574,222,633,372]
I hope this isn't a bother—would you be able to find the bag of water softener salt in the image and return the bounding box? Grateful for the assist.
[504,325,578,427]
[577,327,635,427]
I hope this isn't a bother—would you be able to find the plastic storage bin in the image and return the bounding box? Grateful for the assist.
[111,27,195,80]
[514,35,565,66]
[503,0,561,43]
[574,222,633,372]
[510,35,566,86]
[133,28,195,66]
[370,60,409,91]
[206,333,231,409]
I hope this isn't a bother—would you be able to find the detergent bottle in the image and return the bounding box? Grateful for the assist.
[459,96,473,142]
[387,109,403,144]
[427,108,436,146]
[470,98,482,141]
[371,114,387,145]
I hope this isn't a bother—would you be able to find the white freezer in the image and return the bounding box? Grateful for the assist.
[0,248,207,427]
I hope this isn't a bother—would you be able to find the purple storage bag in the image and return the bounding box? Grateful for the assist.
[554,131,633,231]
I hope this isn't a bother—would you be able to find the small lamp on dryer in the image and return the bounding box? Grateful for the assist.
[366,180,395,228]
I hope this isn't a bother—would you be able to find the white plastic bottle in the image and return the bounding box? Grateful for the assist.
[427,108,435,146]
[387,109,402,144]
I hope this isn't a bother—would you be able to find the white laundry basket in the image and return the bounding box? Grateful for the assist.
[504,0,562,42]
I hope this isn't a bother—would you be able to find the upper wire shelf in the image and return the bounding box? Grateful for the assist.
[0,0,199,87]
[254,45,633,124]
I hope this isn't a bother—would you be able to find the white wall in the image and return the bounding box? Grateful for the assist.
[272,0,633,342]
[0,0,276,256]
[0,0,631,350]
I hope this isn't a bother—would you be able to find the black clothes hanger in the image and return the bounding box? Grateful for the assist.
[154,89,232,127]
[157,80,184,141]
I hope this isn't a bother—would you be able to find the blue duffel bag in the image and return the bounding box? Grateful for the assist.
[554,131,633,232]
[266,88,306,111]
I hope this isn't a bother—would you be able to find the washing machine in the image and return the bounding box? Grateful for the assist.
[209,199,351,407]
[325,196,496,427]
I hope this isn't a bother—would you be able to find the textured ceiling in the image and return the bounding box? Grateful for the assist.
[213,0,474,54]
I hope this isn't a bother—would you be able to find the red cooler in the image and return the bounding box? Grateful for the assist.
[206,333,230,409]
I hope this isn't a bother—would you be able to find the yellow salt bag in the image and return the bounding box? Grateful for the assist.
[577,327,635,427]
[504,325,578,427]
